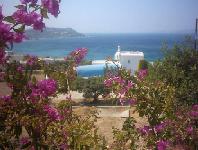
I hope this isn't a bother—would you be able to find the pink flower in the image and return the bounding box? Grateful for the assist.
[41,0,60,17]
[0,95,11,102]
[28,79,57,103]
[59,143,69,150]
[12,10,28,24]
[17,65,24,73]
[0,22,13,44]
[67,48,88,65]
[192,104,198,111]
[189,105,198,119]
[186,126,193,135]
[33,19,45,31]
[20,136,29,146]
[26,55,38,66]
[43,104,61,121]
[12,10,44,31]
[37,79,57,96]
[157,140,169,150]
[13,33,26,43]
[139,126,151,135]
[104,78,113,87]
[127,81,134,88]
[128,99,136,106]
[138,69,148,80]
[154,122,167,133]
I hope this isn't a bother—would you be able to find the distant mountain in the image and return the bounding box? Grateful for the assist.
[25,27,85,39]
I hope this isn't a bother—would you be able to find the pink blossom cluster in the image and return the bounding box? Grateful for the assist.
[41,0,60,17]
[186,126,194,135]
[0,22,25,45]
[138,125,151,136]
[17,65,24,73]
[137,69,148,80]
[0,5,27,44]
[28,79,57,103]
[43,104,61,121]
[104,75,135,105]
[138,105,198,149]
[0,0,61,63]
[0,6,26,63]
[0,23,13,44]
[20,136,30,146]
[67,48,88,65]
[104,76,125,87]
[154,121,169,133]
[104,75,134,90]
[12,10,45,31]
[139,121,169,136]
[25,55,38,66]
[138,125,170,150]
[157,140,169,150]
[189,104,198,119]
[0,95,11,102]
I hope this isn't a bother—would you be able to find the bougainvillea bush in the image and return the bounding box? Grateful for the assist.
[0,1,105,149]
[105,46,198,149]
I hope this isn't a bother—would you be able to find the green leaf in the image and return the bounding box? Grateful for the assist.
[41,8,49,19]
[21,142,31,149]
[15,5,25,9]
[29,3,37,8]
[4,16,16,24]
[14,24,25,33]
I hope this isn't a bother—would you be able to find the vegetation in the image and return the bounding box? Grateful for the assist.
[148,42,198,105]
[0,1,104,149]
[0,0,198,149]
[138,59,149,70]
[72,77,110,102]
[105,39,198,149]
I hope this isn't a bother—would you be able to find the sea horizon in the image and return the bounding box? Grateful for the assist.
[14,32,194,61]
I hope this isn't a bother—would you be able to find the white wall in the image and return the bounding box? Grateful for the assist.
[120,54,144,74]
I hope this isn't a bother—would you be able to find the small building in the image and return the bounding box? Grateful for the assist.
[77,46,144,77]
[114,46,144,74]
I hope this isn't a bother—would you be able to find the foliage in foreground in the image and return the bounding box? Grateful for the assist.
[148,43,198,105]
[0,1,105,149]
[105,41,198,149]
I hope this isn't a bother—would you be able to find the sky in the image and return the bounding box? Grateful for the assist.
[1,0,198,33]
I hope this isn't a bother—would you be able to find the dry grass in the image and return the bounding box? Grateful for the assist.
[73,106,147,146]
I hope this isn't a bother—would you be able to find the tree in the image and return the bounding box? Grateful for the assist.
[138,59,149,70]
[74,77,110,102]
[148,41,198,105]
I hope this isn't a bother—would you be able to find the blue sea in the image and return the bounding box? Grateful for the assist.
[14,33,192,61]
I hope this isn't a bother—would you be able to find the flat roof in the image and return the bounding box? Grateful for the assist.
[120,51,144,56]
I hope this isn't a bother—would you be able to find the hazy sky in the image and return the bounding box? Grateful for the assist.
[1,0,198,33]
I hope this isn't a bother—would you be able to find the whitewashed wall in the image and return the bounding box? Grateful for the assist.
[120,53,144,74]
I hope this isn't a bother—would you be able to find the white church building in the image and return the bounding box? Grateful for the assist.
[114,46,144,74]
[77,46,145,77]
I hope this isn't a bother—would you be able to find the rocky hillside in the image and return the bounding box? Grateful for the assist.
[25,27,85,39]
